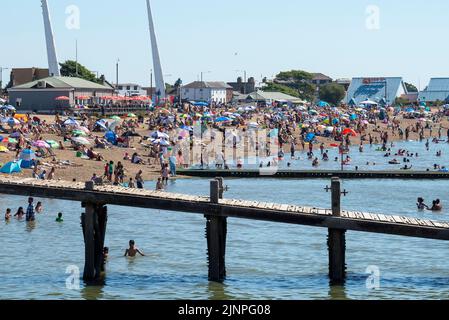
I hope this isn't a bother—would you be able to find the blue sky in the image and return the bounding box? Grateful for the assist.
[1,0,449,88]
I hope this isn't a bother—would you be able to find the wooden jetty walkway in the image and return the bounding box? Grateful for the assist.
[0,175,449,285]
[177,169,449,180]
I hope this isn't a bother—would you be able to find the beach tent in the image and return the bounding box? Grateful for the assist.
[0,160,22,174]
[19,149,36,168]
[104,131,117,144]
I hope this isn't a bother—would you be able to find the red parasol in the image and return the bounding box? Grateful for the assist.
[55,96,70,101]
[342,128,357,136]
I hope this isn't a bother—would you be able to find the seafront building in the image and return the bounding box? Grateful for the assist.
[418,78,449,103]
[8,76,114,112]
[344,77,407,106]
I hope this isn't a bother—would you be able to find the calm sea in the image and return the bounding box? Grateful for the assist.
[0,140,449,300]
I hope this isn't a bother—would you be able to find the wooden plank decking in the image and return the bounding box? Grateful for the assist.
[1,176,449,241]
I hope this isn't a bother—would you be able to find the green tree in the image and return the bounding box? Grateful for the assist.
[275,70,316,101]
[318,83,346,106]
[59,60,101,83]
[404,82,418,93]
[261,82,300,98]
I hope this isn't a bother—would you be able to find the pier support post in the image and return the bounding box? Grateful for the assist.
[81,200,108,282]
[328,177,346,284]
[206,179,227,282]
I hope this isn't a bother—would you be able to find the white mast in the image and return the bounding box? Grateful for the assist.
[41,0,60,77]
[146,0,165,100]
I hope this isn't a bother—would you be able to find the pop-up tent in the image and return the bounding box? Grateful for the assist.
[19,149,36,168]
[0,160,22,174]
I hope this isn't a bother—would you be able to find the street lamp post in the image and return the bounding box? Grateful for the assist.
[150,69,153,104]
[115,59,120,94]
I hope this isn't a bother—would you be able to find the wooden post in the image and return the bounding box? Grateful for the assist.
[206,179,227,282]
[82,202,96,281]
[82,201,108,281]
[328,177,346,284]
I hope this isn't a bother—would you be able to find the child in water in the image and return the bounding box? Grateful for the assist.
[124,240,145,257]
[5,208,11,221]
[55,212,64,222]
[417,198,428,210]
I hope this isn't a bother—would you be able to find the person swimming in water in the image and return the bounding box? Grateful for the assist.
[5,208,11,221]
[417,198,428,210]
[429,199,443,211]
[55,212,63,222]
[124,240,145,257]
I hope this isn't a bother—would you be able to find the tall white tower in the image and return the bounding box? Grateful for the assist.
[146,0,165,100]
[41,0,60,77]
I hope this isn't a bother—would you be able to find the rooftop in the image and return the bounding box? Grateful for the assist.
[11,76,114,90]
[183,81,233,89]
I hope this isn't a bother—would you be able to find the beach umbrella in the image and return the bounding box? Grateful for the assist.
[305,133,316,142]
[0,136,3,142]
[55,96,70,101]
[361,120,369,125]
[128,113,137,118]
[110,116,121,121]
[78,126,90,133]
[72,130,87,137]
[7,117,20,126]
[0,161,22,174]
[151,131,170,139]
[178,130,190,138]
[95,121,108,131]
[10,132,21,138]
[1,105,16,111]
[71,137,91,145]
[0,146,8,152]
[309,110,318,115]
[342,128,357,136]
[325,127,334,132]
[46,140,59,149]
[3,137,17,144]
[215,117,232,122]
[33,140,50,148]
[64,118,79,126]
[248,122,259,128]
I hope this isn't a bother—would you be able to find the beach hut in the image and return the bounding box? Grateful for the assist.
[0,160,22,174]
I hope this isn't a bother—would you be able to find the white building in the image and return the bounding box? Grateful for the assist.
[181,81,232,104]
[116,83,147,97]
